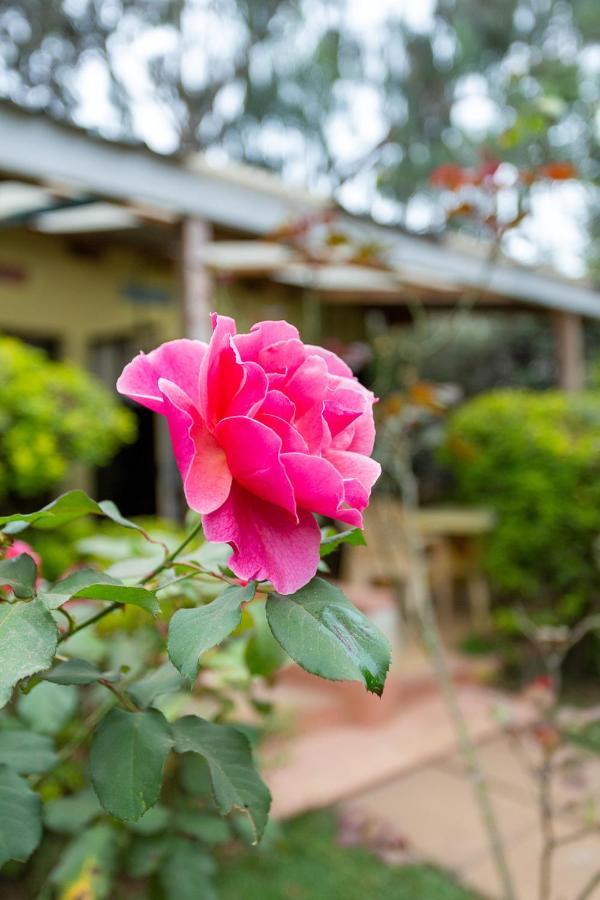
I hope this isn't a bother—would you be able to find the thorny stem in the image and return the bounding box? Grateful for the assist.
[387,453,516,900]
[144,519,204,582]
[98,678,139,713]
[55,605,76,635]
[57,600,121,643]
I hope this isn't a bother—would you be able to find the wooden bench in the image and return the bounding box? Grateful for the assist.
[342,498,494,632]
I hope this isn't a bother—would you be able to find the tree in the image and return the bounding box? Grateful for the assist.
[0,0,597,244]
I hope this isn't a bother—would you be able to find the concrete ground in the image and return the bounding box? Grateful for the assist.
[260,641,600,900]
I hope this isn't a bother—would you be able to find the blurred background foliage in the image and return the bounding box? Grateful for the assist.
[0,336,135,502]
[444,390,600,621]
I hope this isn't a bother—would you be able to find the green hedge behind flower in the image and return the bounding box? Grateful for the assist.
[0,336,135,499]
[444,389,600,622]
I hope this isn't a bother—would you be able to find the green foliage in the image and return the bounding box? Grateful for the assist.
[0,598,58,708]
[0,490,389,896]
[266,578,391,696]
[216,810,477,900]
[0,730,56,775]
[0,553,37,597]
[0,337,134,500]
[90,708,174,822]
[173,716,272,842]
[444,389,600,617]
[0,766,42,867]
[168,583,256,680]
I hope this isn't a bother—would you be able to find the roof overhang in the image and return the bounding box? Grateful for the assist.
[0,102,325,234]
[1,101,599,319]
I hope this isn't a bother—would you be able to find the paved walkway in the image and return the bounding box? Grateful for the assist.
[260,645,600,899]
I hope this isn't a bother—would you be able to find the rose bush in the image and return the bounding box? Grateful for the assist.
[118,315,380,593]
[0,320,390,891]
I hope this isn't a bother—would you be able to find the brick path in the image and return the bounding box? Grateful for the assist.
[260,644,600,899]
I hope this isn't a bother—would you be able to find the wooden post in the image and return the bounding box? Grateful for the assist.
[180,217,214,342]
[156,217,215,519]
[553,310,584,392]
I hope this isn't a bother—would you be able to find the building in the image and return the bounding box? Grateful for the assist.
[1,100,599,515]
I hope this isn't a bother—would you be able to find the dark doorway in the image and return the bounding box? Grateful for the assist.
[89,336,157,516]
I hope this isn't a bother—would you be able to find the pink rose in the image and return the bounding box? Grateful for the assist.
[2,540,42,593]
[117,315,380,593]
[4,540,41,571]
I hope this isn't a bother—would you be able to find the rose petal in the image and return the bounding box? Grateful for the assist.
[260,390,295,421]
[258,339,306,376]
[198,315,243,427]
[226,359,268,418]
[184,421,233,515]
[203,483,320,594]
[155,379,232,515]
[345,408,376,455]
[156,378,198,478]
[215,416,296,517]
[116,339,206,412]
[257,415,308,453]
[324,381,367,438]
[305,345,353,378]
[233,320,300,362]
[325,449,381,498]
[282,453,362,527]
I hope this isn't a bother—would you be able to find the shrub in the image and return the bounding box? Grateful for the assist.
[443,389,600,621]
[0,337,135,499]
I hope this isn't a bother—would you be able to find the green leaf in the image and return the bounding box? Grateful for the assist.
[245,600,288,677]
[320,527,366,558]
[0,491,159,548]
[168,583,255,680]
[43,658,114,685]
[90,708,173,822]
[40,568,119,609]
[44,788,101,834]
[50,823,118,899]
[0,490,100,533]
[180,754,213,796]
[0,765,42,866]
[41,568,159,614]
[159,836,217,900]
[0,553,37,598]
[0,598,59,709]
[172,716,271,842]
[126,834,169,878]
[128,804,171,835]
[71,582,159,614]
[129,661,187,709]
[0,729,56,774]
[173,810,231,844]
[17,682,78,735]
[266,578,391,696]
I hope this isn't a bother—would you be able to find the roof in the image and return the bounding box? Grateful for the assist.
[0,101,323,233]
[1,100,599,319]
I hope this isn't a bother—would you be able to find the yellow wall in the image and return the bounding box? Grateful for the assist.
[0,228,367,364]
[0,229,181,366]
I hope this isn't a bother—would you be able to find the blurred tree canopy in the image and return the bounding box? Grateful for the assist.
[0,0,598,239]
